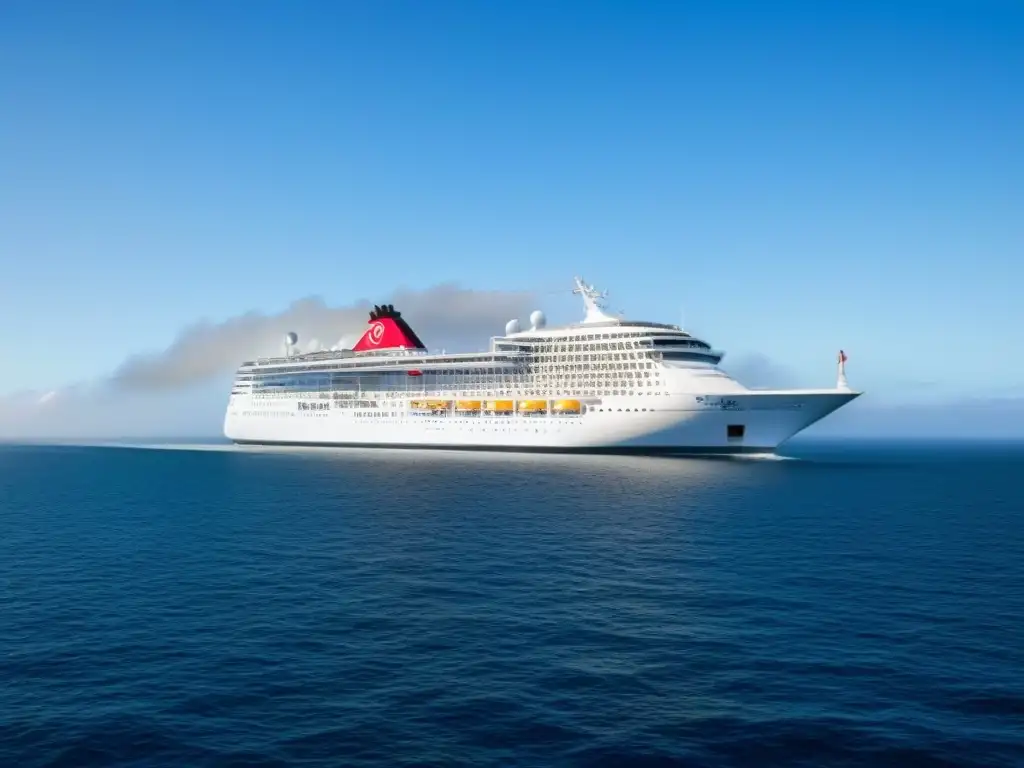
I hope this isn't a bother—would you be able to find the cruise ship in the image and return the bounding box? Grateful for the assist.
[224,278,860,454]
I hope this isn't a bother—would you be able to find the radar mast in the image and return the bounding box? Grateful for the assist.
[572,276,616,324]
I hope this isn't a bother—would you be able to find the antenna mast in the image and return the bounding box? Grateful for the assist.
[572,276,614,324]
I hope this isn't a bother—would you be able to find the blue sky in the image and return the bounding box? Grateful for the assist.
[1,0,1022,406]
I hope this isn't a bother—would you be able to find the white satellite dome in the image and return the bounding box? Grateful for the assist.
[505,318,521,335]
[529,310,546,330]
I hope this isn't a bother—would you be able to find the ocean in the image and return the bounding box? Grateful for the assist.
[1,439,1022,767]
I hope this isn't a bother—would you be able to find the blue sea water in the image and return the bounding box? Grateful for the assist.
[1,439,1022,767]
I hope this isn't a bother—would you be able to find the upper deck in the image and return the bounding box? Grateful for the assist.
[239,277,724,374]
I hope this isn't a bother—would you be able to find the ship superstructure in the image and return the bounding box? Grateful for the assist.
[224,278,860,453]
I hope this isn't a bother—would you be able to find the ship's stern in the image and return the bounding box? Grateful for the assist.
[223,396,242,443]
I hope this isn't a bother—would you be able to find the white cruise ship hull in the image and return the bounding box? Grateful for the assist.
[224,390,857,455]
[223,277,862,455]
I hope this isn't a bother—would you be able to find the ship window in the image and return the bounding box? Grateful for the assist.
[727,424,745,438]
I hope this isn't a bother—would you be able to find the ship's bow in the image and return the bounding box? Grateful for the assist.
[733,389,860,450]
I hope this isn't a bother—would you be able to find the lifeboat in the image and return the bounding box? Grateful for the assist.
[410,400,450,411]
[485,400,514,413]
[553,399,581,413]
[456,400,482,411]
[518,400,548,413]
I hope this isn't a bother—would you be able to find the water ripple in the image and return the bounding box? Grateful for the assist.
[1,441,1022,767]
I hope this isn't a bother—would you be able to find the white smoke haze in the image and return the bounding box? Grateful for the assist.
[110,283,538,392]
[1,283,538,439]
[0,383,231,441]
[721,352,800,390]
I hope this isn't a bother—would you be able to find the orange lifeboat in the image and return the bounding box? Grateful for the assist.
[518,400,548,413]
[553,399,581,413]
[456,400,482,411]
[410,399,450,411]
[486,400,514,413]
